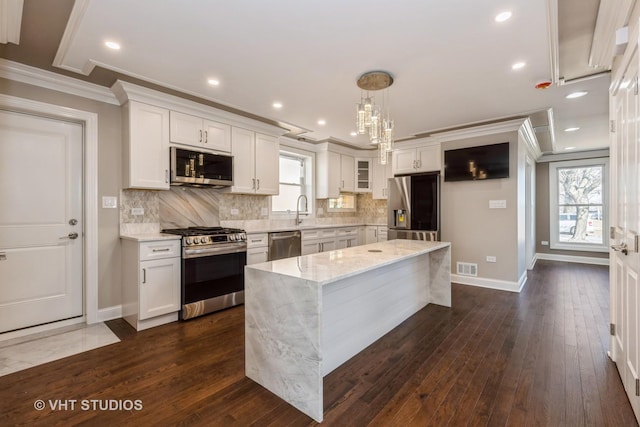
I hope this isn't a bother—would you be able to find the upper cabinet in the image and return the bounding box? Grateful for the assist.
[355,158,371,192]
[169,111,231,152]
[393,144,441,175]
[317,151,355,198]
[229,128,279,195]
[122,101,170,190]
[372,159,392,199]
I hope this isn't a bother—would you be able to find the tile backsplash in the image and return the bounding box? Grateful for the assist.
[120,188,387,234]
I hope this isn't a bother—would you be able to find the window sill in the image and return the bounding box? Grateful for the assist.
[549,241,609,253]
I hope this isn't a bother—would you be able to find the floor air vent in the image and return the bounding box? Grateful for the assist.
[457,262,478,277]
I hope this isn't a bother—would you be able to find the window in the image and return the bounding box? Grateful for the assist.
[549,158,608,252]
[271,150,313,215]
[327,194,356,212]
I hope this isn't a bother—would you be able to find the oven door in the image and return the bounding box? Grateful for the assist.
[182,245,246,319]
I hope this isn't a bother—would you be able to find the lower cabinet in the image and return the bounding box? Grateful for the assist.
[336,227,358,249]
[122,238,181,331]
[247,233,269,265]
[365,225,388,244]
[301,228,338,255]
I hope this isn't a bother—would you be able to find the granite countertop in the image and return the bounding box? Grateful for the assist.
[246,239,450,285]
[244,223,387,234]
[119,233,181,242]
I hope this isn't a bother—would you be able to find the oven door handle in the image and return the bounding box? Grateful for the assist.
[184,244,247,258]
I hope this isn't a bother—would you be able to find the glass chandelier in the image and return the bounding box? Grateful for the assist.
[356,71,395,164]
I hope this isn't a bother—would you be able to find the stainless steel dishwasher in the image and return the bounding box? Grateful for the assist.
[268,230,301,261]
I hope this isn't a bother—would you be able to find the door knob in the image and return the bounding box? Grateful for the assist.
[611,243,628,255]
[60,232,79,240]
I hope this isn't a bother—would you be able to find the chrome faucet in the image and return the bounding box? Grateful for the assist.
[296,194,308,225]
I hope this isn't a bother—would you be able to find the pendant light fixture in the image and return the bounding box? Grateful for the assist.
[356,71,395,164]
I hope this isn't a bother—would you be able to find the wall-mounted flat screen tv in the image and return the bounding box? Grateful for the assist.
[444,142,509,182]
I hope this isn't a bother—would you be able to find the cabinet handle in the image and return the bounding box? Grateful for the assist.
[199,129,203,143]
[165,169,169,183]
[152,248,171,252]
[204,130,208,144]
[142,268,146,284]
[320,243,324,252]
[418,160,422,168]
[256,179,260,190]
[0,252,6,261]
[252,178,256,189]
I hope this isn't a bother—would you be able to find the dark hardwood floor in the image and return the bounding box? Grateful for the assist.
[1,260,637,426]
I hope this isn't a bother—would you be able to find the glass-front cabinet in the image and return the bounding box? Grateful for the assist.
[355,158,372,192]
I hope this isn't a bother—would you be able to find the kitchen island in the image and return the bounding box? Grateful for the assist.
[244,239,451,422]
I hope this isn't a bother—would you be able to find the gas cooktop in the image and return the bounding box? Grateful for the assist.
[162,227,246,246]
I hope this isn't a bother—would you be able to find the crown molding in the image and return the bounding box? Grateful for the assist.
[52,0,90,74]
[430,118,528,143]
[0,0,23,45]
[590,0,635,69]
[111,80,288,136]
[519,118,543,160]
[0,58,119,105]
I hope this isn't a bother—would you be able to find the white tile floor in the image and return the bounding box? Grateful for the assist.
[0,323,120,377]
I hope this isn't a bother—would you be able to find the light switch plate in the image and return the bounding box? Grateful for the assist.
[489,199,507,209]
[102,196,117,209]
[230,208,239,216]
[131,207,144,216]
[541,240,549,246]
[486,256,496,262]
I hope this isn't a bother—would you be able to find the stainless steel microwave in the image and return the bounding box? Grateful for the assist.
[170,147,233,188]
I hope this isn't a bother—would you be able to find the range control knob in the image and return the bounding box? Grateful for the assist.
[229,234,236,242]
[186,238,193,245]
[200,237,208,244]
[239,233,247,241]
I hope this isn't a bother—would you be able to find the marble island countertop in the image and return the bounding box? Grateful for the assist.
[242,222,387,234]
[247,239,450,286]
[119,233,181,242]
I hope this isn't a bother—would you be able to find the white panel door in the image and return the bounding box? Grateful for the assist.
[0,111,83,333]
[610,52,640,420]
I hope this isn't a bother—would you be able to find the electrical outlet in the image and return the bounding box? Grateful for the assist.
[541,240,549,246]
[131,207,144,216]
[486,256,497,263]
[230,208,239,216]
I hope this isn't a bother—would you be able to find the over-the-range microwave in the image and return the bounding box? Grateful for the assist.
[170,147,233,188]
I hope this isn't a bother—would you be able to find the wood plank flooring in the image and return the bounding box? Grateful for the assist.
[0,260,637,426]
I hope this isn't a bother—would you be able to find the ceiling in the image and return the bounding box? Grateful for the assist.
[0,0,621,154]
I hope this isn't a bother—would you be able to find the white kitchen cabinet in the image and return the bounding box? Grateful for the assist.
[393,144,441,175]
[372,159,393,199]
[317,151,355,198]
[247,233,269,265]
[335,227,358,249]
[229,128,279,195]
[121,238,181,331]
[169,111,231,152]
[122,101,170,190]
[301,228,338,255]
[355,158,372,192]
[365,225,388,244]
[357,226,367,246]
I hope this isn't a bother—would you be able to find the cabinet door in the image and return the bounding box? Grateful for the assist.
[230,127,256,193]
[365,226,378,244]
[393,148,417,175]
[372,160,392,199]
[347,237,358,248]
[127,102,170,190]
[377,226,388,242]
[139,257,180,320]
[255,133,280,195]
[169,111,203,147]
[355,158,372,192]
[335,237,348,249]
[320,238,337,252]
[357,227,367,246]
[247,247,269,265]
[340,154,355,192]
[417,145,441,172]
[302,240,320,255]
[204,120,231,152]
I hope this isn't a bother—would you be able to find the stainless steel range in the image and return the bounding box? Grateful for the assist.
[161,227,247,320]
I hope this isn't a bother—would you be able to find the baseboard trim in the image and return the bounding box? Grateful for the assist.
[535,252,610,266]
[452,272,526,293]
[97,305,123,322]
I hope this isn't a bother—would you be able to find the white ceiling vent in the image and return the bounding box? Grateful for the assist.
[456,262,478,277]
[0,0,24,45]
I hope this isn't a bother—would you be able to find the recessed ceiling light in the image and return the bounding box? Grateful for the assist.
[564,127,580,132]
[565,91,588,99]
[207,79,220,86]
[104,41,120,50]
[565,146,577,150]
[495,11,512,22]
[272,102,283,109]
[512,61,526,70]
[350,131,357,137]
[317,119,326,126]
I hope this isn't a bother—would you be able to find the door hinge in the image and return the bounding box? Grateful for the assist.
[610,119,616,133]
[636,378,639,396]
[610,323,616,336]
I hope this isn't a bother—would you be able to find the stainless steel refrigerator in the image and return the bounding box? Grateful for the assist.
[387,172,440,241]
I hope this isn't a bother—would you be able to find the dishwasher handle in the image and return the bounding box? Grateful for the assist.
[269,231,301,240]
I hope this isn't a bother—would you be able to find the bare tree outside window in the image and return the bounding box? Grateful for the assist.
[557,166,603,244]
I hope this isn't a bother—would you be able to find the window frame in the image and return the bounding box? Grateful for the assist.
[327,194,357,213]
[270,147,314,218]
[548,157,609,252]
